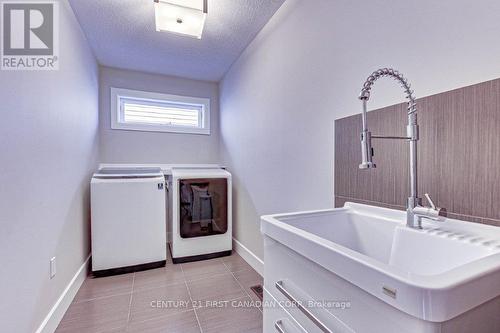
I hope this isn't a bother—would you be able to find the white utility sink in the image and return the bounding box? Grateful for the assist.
[261,202,500,324]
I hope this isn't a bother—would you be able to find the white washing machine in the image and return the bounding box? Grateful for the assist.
[168,168,232,263]
[91,167,167,276]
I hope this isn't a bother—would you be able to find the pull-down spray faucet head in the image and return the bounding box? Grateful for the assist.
[359,97,376,169]
[359,132,376,169]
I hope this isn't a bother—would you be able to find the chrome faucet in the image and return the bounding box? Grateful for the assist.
[357,68,443,228]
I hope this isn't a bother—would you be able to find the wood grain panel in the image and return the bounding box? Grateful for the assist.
[335,78,500,226]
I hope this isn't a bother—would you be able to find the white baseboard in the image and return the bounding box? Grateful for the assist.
[35,255,91,333]
[232,238,264,276]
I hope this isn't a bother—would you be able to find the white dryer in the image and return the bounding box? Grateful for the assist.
[168,168,232,263]
[91,168,167,276]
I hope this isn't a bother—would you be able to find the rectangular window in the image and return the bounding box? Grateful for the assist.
[110,87,210,135]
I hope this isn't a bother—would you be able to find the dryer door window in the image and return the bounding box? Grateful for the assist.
[179,178,228,238]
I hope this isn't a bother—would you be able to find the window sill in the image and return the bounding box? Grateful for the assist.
[111,122,211,135]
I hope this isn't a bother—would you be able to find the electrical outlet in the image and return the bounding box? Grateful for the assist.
[50,257,56,279]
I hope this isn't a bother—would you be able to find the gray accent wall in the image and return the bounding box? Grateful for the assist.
[0,1,99,331]
[99,66,220,164]
[335,78,500,227]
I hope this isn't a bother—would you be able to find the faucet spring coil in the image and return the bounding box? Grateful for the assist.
[359,68,417,116]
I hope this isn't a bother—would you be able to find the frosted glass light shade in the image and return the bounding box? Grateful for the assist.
[154,0,207,39]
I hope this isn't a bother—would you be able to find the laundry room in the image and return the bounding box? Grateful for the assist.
[2,1,500,333]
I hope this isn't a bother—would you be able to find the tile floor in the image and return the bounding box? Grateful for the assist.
[56,251,263,333]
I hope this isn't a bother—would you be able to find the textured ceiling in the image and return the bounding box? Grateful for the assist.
[68,0,285,81]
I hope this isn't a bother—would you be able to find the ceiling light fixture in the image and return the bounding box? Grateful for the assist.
[154,0,208,39]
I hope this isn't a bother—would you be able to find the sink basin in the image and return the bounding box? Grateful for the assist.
[261,202,500,322]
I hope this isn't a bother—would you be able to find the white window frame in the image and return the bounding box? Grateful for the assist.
[110,87,211,135]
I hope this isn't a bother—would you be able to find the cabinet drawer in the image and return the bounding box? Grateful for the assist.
[264,238,357,332]
[263,289,306,333]
[269,280,354,333]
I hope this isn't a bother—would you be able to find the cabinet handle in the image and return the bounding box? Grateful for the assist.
[275,320,286,333]
[275,280,333,333]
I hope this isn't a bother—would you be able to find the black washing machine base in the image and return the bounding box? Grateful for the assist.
[169,244,232,264]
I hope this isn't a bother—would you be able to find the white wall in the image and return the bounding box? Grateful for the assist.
[0,1,99,332]
[220,0,500,259]
[99,66,220,164]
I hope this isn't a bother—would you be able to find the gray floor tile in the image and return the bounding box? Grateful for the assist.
[196,296,263,333]
[74,273,134,302]
[133,265,185,292]
[56,294,130,333]
[187,272,246,305]
[223,253,253,273]
[129,282,192,324]
[181,258,228,281]
[233,268,264,303]
[126,309,201,333]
